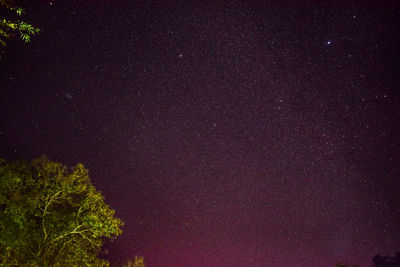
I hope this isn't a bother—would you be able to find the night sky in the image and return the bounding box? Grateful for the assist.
[1,1,400,266]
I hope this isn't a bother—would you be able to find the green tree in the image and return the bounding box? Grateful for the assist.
[0,0,40,56]
[123,255,146,267]
[0,156,123,266]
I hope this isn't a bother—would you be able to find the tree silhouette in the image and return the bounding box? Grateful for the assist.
[373,252,400,267]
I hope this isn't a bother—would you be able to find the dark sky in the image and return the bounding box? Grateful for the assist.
[1,1,400,266]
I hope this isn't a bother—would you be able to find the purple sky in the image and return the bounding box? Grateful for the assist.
[1,1,399,266]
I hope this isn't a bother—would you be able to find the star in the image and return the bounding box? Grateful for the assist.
[1,1,399,266]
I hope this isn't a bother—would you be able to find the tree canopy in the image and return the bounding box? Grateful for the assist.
[0,0,39,57]
[0,156,123,266]
[123,256,146,267]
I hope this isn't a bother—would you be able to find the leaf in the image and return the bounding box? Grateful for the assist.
[0,156,123,265]
[16,8,24,16]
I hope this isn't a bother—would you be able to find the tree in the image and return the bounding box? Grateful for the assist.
[0,0,40,57]
[123,255,146,267]
[0,156,123,266]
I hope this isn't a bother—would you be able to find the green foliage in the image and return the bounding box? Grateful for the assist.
[0,0,40,56]
[123,255,146,267]
[0,156,123,266]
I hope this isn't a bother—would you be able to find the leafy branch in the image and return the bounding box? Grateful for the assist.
[0,0,40,53]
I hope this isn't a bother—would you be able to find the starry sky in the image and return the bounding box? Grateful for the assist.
[1,1,400,266]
